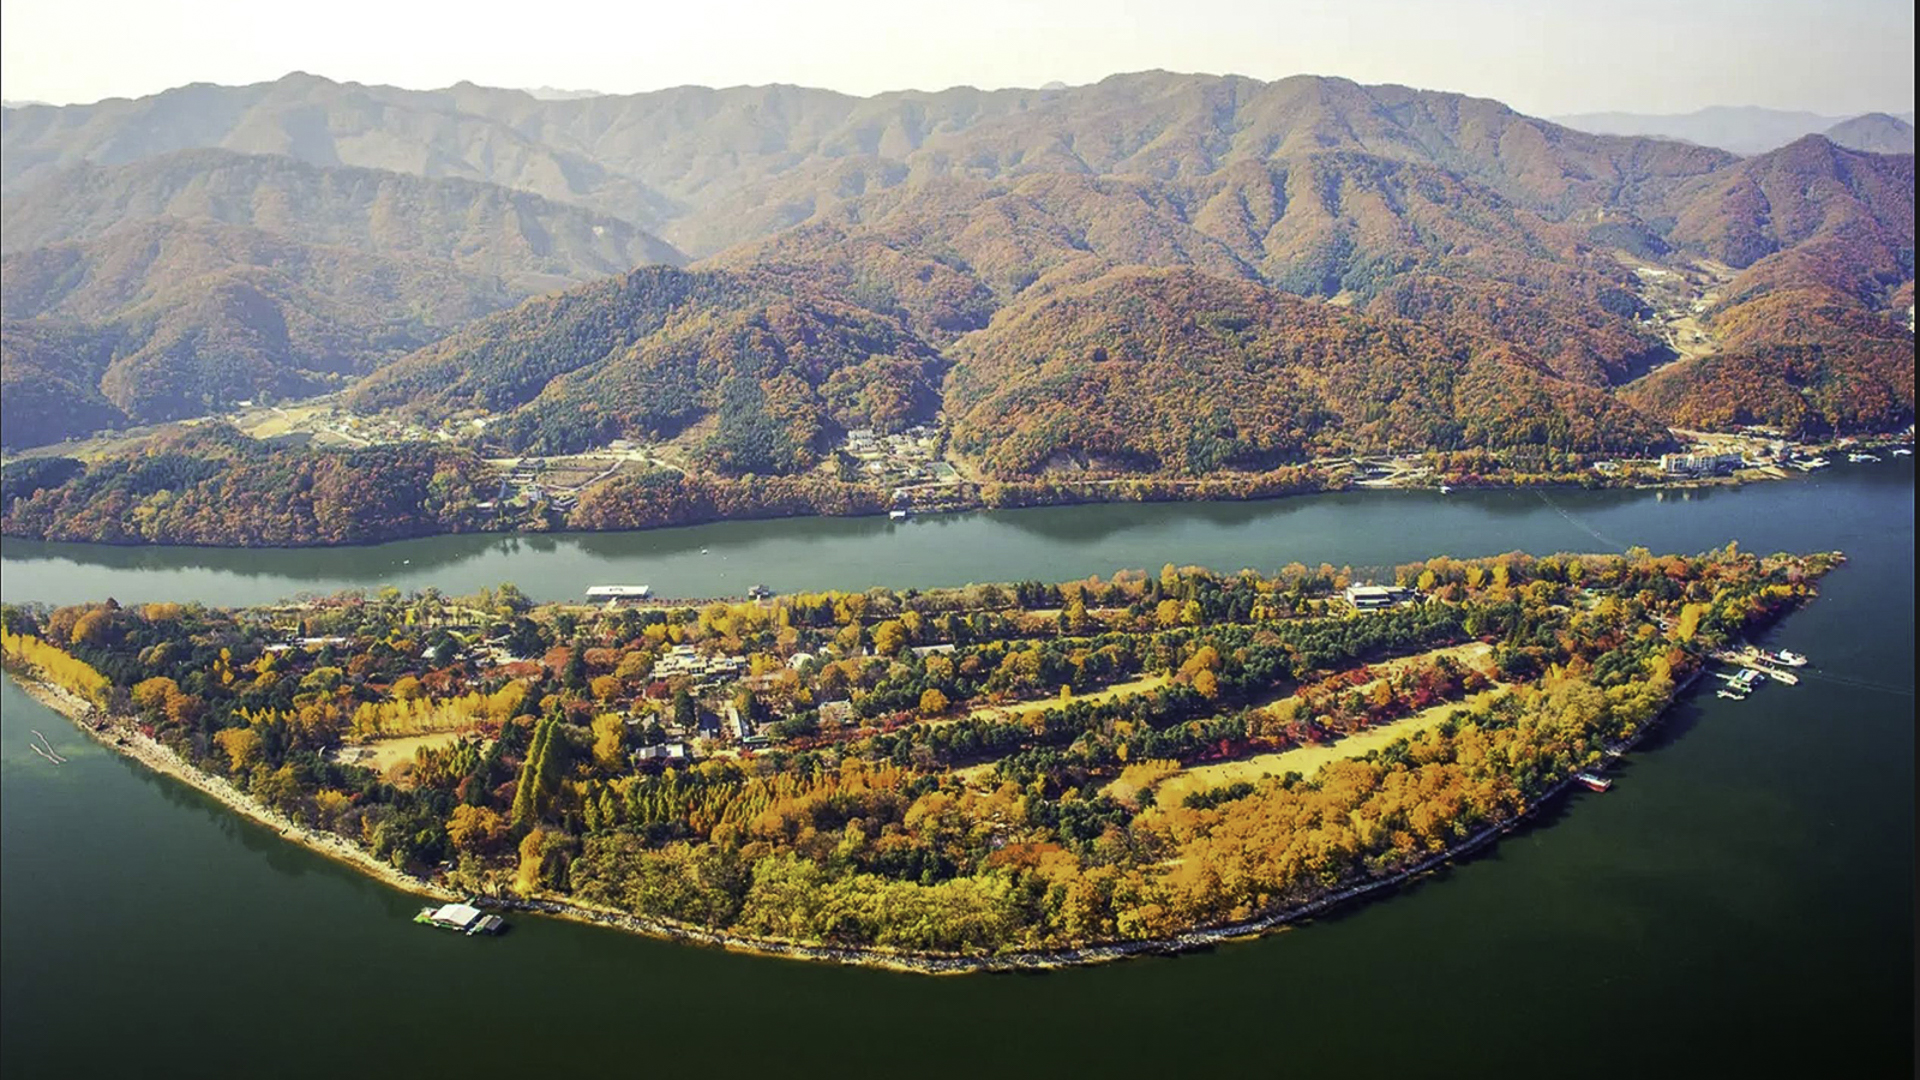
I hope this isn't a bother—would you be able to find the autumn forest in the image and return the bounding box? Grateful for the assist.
[1,545,1834,959]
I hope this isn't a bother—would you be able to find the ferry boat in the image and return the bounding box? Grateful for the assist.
[1757,665,1799,686]
[1760,648,1808,667]
[415,901,506,936]
[1575,773,1613,792]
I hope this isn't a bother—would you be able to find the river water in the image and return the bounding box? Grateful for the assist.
[2,463,1912,1078]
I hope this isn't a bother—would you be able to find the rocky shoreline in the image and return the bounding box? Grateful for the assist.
[6,657,1709,975]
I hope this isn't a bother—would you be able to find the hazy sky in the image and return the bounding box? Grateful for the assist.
[2,0,1912,116]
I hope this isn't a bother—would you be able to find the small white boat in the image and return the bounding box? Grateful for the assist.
[889,509,910,521]
[1890,448,1912,457]
[1847,452,1879,463]
[1717,689,1747,700]
[1438,484,1453,495]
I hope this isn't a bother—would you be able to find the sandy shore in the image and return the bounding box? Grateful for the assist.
[9,660,1707,975]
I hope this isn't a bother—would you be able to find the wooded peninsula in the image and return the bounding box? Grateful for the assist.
[1,546,1834,968]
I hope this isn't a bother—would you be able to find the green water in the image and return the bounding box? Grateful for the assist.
[2,464,1912,1078]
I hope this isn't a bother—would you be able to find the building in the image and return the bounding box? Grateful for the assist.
[417,902,505,935]
[654,644,746,683]
[1659,451,1742,476]
[1343,584,1408,610]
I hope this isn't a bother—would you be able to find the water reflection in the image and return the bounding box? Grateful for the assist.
[0,465,1909,609]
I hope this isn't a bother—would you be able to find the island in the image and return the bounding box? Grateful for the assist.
[2,545,1836,970]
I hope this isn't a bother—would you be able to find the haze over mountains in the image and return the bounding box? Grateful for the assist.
[2,71,1912,465]
[1554,105,1915,155]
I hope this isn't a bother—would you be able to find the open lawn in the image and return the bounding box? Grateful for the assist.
[1149,685,1510,811]
[964,674,1172,723]
[341,730,475,776]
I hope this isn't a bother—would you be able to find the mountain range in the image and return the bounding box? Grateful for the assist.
[2,72,1912,466]
[1554,106,1915,155]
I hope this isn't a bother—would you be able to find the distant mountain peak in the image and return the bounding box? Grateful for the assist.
[1552,104,1913,155]
[1824,112,1915,155]
[522,86,605,101]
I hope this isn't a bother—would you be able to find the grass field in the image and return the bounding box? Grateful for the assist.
[342,731,474,777]
[1150,685,1510,810]
[963,674,1172,723]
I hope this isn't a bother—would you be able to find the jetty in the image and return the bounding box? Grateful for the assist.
[1710,645,1808,686]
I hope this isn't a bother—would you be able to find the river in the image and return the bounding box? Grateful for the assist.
[2,462,1912,1078]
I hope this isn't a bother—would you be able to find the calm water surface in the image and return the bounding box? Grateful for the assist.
[2,463,1912,1078]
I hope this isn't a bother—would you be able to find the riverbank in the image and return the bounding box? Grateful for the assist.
[6,671,457,906]
[0,455,1844,551]
[6,653,1713,975]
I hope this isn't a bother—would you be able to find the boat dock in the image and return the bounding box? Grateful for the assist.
[416,901,506,936]
[1708,645,1809,690]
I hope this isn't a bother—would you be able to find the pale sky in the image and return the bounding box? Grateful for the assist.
[2,0,1912,117]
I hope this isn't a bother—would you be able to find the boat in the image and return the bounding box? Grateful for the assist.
[1847,452,1879,463]
[1891,448,1912,457]
[1575,773,1613,792]
[1438,484,1453,495]
[1717,689,1747,700]
[1760,648,1808,667]
[1758,666,1799,686]
[415,901,506,936]
[1792,456,1831,471]
[585,584,650,601]
[889,509,910,520]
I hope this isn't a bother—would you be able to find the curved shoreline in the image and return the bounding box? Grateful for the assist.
[7,673,459,905]
[7,661,1705,975]
[0,462,1825,553]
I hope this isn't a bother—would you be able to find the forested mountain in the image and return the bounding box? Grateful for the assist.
[2,72,1912,460]
[348,265,947,468]
[3,71,1735,256]
[1624,139,1916,432]
[0,151,683,449]
[1,149,684,289]
[0,219,514,442]
[943,267,1671,474]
